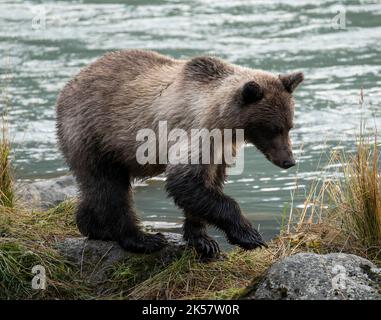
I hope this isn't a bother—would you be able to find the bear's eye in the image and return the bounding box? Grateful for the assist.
[269,127,282,137]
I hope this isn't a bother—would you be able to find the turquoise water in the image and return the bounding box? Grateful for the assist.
[1,0,381,242]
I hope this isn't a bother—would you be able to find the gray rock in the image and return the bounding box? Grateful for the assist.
[56,233,185,283]
[15,175,151,209]
[248,253,381,300]
[16,175,78,209]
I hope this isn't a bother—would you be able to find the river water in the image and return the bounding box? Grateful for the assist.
[1,0,381,242]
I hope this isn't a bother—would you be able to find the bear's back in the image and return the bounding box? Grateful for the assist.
[57,50,177,109]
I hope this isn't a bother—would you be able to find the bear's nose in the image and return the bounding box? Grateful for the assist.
[282,159,296,169]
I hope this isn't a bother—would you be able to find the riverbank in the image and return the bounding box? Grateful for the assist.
[1,194,380,299]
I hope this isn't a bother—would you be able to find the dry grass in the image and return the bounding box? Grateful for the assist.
[0,238,88,299]
[326,135,381,260]
[0,200,88,299]
[0,200,79,241]
[126,248,274,300]
[0,95,14,208]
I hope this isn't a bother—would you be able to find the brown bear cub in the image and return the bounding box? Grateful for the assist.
[56,49,303,258]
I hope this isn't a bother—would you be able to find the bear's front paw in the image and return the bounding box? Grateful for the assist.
[186,234,220,260]
[227,226,267,250]
[119,231,168,253]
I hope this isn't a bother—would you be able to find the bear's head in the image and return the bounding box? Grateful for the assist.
[183,56,303,170]
[237,71,304,170]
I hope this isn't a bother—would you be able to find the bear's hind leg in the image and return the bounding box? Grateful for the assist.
[76,171,167,253]
[183,214,220,259]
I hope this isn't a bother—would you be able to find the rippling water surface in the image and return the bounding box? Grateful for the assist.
[1,0,381,242]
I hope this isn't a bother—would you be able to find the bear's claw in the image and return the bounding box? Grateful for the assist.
[226,226,267,250]
[186,234,221,260]
[119,231,168,253]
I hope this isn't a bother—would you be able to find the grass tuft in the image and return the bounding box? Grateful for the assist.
[287,88,381,262]
[127,248,276,300]
[327,131,381,259]
[0,239,89,299]
[0,113,14,208]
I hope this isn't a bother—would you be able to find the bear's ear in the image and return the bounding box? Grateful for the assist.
[241,81,264,105]
[279,72,304,93]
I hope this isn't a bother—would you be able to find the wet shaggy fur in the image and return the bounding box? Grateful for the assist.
[56,49,303,258]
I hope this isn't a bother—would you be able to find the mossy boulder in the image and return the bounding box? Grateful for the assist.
[56,233,185,287]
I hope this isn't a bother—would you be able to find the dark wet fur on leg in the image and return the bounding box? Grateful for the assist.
[183,215,220,260]
[167,164,267,252]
